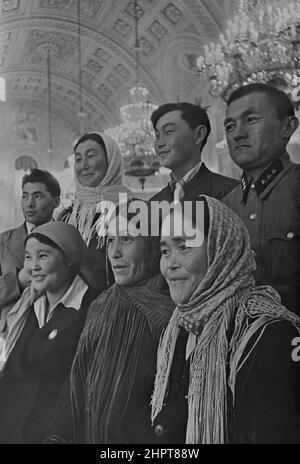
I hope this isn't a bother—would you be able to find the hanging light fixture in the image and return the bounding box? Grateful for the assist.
[76,0,87,135]
[46,47,53,155]
[105,0,159,190]
[196,0,300,102]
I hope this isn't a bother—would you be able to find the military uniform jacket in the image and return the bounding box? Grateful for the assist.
[223,152,300,314]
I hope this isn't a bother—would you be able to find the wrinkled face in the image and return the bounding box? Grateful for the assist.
[224,92,288,172]
[154,110,198,171]
[24,238,73,297]
[107,233,149,286]
[21,182,59,226]
[74,139,108,187]
[160,211,208,304]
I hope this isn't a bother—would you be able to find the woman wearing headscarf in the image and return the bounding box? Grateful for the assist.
[59,132,132,295]
[71,201,175,444]
[151,195,300,444]
[0,222,97,444]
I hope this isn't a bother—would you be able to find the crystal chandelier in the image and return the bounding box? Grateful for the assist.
[105,0,158,158]
[196,0,300,101]
[105,85,157,157]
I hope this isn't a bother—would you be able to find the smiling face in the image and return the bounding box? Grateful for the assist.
[107,233,150,286]
[24,237,74,299]
[160,211,208,304]
[21,182,59,226]
[224,92,290,174]
[74,139,108,187]
[154,110,200,177]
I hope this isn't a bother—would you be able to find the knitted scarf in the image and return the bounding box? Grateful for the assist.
[151,195,300,444]
[71,274,174,443]
[66,133,132,246]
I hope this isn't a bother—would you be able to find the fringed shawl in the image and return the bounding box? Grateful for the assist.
[151,195,300,444]
[71,274,174,443]
[63,133,132,247]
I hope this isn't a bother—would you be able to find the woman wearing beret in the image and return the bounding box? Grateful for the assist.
[0,222,96,443]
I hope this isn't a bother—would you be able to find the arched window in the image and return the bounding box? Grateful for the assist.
[15,155,38,172]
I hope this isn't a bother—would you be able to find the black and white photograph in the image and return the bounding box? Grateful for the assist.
[0,0,299,450]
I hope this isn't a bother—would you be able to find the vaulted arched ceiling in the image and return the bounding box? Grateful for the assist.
[0,0,237,168]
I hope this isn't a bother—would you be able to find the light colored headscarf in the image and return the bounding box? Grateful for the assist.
[151,195,300,444]
[0,222,92,372]
[67,132,132,246]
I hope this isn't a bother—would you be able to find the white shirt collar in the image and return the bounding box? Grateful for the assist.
[181,160,202,184]
[26,218,55,235]
[25,221,35,234]
[33,275,88,328]
[171,161,202,202]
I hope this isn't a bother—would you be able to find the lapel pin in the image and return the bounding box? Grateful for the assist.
[48,329,58,340]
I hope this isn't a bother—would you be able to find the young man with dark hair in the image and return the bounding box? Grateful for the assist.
[150,102,238,203]
[0,169,60,310]
[223,83,300,314]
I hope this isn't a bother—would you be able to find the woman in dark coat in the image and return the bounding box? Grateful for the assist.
[59,132,132,296]
[0,222,96,444]
[71,201,175,444]
[151,195,300,444]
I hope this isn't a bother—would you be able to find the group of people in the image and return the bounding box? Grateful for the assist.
[0,82,299,444]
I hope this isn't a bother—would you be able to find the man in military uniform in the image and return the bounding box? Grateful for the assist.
[223,83,300,314]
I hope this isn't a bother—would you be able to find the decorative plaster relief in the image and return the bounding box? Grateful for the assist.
[39,0,102,17]
[87,58,103,74]
[15,107,39,142]
[97,83,113,99]
[113,18,133,37]
[162,3,183,25]
[149,20,168,41]
[23,30,76,67]
[2,0,20,12]
[81,70,95,86]
[139,37,155,57]
[94,47,112,63]
[107,73,121,89]
[114,63,131,80]
[124,1,144,20]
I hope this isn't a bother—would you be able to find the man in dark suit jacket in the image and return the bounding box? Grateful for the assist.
[0,169,60,311]
[150,102,238,203]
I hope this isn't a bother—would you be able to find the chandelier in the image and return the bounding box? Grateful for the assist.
[104,0,159,190]
[196,0,300,101]
[105,85,157,157]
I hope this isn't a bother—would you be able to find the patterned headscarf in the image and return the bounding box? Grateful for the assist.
[66,132,132,246]
[151,195,300,443]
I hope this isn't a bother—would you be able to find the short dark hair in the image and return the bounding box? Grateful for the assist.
[73,132,107,154]
[22,169,61,198]
[227,83,295,120]
[151,102,211,150]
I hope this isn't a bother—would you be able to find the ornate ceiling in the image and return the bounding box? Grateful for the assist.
[0,0,237,168]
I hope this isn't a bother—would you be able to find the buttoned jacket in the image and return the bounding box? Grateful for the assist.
[223,152,300,314]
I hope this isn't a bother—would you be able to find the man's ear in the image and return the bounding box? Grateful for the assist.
[54,196,60,208]
[283,115,299,141]
[194,124,207,147]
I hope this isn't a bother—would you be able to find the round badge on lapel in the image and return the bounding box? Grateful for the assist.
[48,329,58,340]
